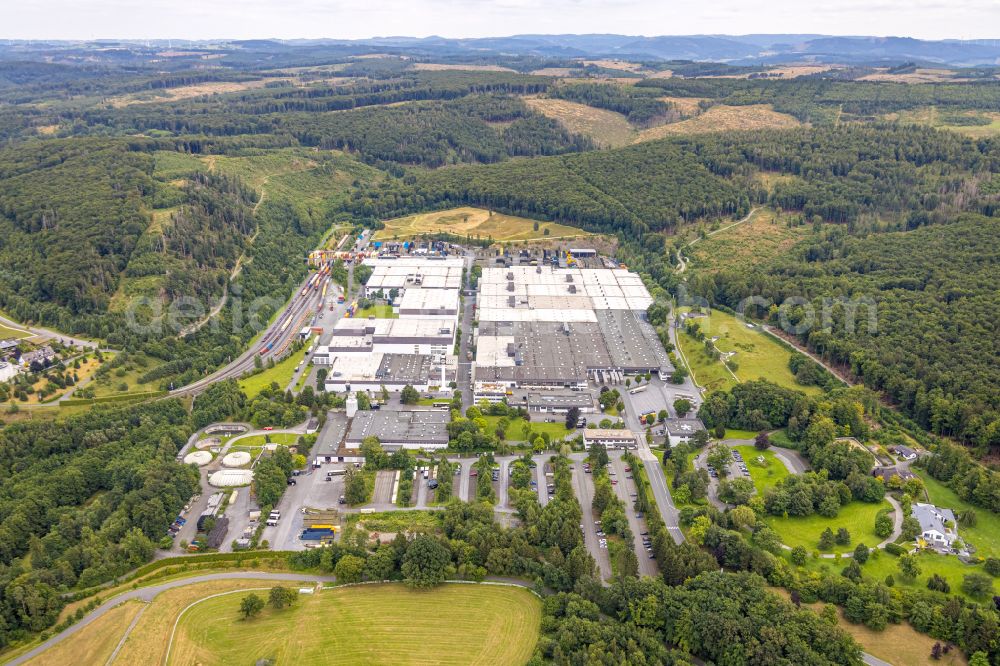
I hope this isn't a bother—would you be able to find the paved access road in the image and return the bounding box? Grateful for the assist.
[0,313,98,350]
[635,444,685,545]
[5,572,338,666]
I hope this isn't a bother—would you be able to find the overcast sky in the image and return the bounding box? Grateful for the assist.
[7,0,1000,41]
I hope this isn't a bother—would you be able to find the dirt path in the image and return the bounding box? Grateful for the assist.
[675,207,761,274]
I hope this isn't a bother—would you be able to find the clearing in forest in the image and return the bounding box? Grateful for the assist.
[376,206,590,242]
[636,104,801,139]
[687,208,816,274]
[524,97,636,147]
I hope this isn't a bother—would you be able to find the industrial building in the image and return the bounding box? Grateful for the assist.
[345,409,451,451]
[314,319,455,362]
[324,353,440,392]
[395,287,459,319]
[520,391,597,414]
[361,257,464,298]
[472,265,671,401]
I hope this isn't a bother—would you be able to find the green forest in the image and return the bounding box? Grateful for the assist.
[2,46,1000,665]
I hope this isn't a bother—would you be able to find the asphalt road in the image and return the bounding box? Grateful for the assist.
[636,444,685,545]
[0,313,98,350]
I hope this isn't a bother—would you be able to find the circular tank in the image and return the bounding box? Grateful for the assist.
[183,451,212,466]
[222,451,252,467]
[209,469,254,487]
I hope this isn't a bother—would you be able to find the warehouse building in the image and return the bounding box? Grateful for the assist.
[345,409,450,451]
[520,391,597,414]
[395,288,460,319]
[361,257,464,298]
[313,319,455,362]
[472,265,671,401]
[324,353,438,392]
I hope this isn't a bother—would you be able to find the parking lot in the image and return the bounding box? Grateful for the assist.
[263,464,346,551]
[608,452,658,576]
[571,460,612,581]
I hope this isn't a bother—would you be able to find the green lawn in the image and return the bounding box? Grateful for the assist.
[355,304,397,319]
[724,429,759,440]
[482,416,571,442]
[794,548,996,602]
[677,308,822,395]
[239,345,309,398]
[170,583,541,666]
[766,500,892,553]
[733,445,789,493]
[915,470,1000,559]
[232,433,300,448]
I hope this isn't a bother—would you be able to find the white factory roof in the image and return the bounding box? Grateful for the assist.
[333,318,452,338]
[363,257,464,291]
[475,335,517,367]
[326,353,385,380]
[364,256,465,268]
[397,288,460,312]
[478,265,652,312]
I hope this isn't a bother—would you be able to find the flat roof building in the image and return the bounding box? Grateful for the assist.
[324,353,437,392]
[396,288,459,318]
[664,418,707,447]
[314,319,455,363]
[362,257,464,296]
[346,409,450,451]
[583,429,638,450]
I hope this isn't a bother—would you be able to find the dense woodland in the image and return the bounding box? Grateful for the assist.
[0,401,199,645]
[700,216,1000,450]
[2,53,1000,663]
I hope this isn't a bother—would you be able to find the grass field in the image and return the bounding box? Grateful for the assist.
[375,206,590,243]
[524,97,636,148]
[678,308,821,395]
[636,104,801,139]
[732,445,790,493]
[687,208,817,274]
[88,352,163,398]
[232,433,301,448]
[915,471,1000,558]
[170,583,540,665]
[482,416,571,442]
[24,600,145,666]
[767,500,892,553]
[239,345,309,398]
[355,304,397,318]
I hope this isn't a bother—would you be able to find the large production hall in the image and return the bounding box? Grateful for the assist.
[473,264,672,401]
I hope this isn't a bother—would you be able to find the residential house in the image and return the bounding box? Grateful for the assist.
[913,502,958,550]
